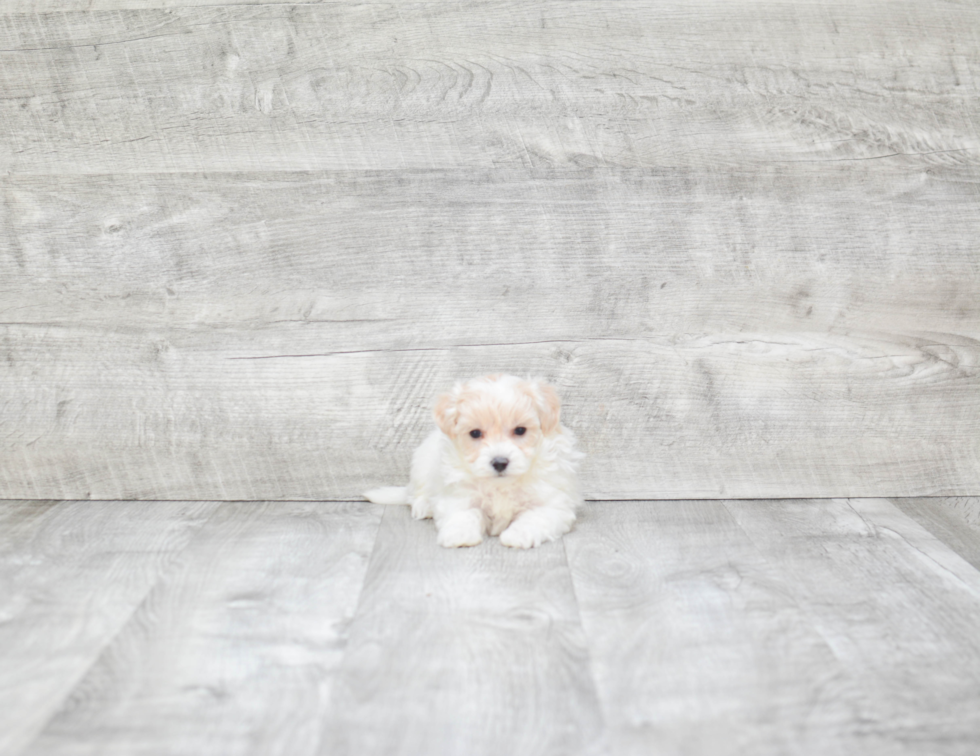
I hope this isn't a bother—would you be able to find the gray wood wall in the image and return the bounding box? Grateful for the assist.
[1,1,978,500]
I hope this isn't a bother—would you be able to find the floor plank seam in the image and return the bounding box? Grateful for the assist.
[559,537,612,741]
[11,501,229,756]
[326,501,389,699]
[716,498,914,747]
[853,499,980,597]
[718,499,871,688]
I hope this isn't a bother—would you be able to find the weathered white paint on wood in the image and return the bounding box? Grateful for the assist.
[2,164,977,499]
[21,501,383,756]
[2,168,978,332]
[322,505,605,756]
[0,499,219,756]
[1,1,978,500]
[2,326,977,500]
[1,3,977,174]
[11,0,331,8]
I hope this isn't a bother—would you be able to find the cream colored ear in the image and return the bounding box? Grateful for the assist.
[433,389,460,436]
[529,378,561,435]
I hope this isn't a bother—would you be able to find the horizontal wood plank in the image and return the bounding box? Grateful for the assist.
[1,2,977,173]
[2,168,978,332]
[20,501,383,756]
[1,325,977,499]
[10,0,337,9]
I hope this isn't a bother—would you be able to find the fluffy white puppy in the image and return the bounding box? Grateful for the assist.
[364,374,584,549]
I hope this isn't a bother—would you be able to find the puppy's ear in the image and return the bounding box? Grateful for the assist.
[433,388,460,436]
[527,378,561,436]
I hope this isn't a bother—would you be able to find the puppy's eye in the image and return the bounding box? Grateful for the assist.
[469,429,482,439]
[514,427,526,436]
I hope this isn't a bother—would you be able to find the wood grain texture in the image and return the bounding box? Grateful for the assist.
[11,0,336,9]
[934,496,980,531]
[887,497,980,573]
[726,498,980,755]
[2,1,978,501]
[322,505,605,756]
[566,498,980,755]
[564,500,873,755]
[4,498,980,755]
[0,499,219,756]
[2,326,977,500]
[21,501,383,756]
[3,168,978,332]
[1,2,977,174]
[2,164,976,500]
[850,498,980,598]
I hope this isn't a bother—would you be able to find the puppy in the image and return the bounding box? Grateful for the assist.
[364,374,584,549]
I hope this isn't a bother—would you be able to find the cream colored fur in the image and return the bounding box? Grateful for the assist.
[364,374,584,549]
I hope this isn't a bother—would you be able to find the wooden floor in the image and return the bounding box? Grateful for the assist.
[2,498,979,756]
[3,3,977,752]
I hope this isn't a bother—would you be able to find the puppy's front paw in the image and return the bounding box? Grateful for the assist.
[436,512,485,548]
[499,522,539,549]
[500,509,574,549]
[411,499,433,520]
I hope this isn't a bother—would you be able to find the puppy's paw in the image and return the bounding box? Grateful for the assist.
[499,522,540,549]
[437,524,483,548]
[500,508,574,549]
[410,499,433,520]
[436,512,485,548]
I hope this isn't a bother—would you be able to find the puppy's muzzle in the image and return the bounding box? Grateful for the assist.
[491,457,509,474]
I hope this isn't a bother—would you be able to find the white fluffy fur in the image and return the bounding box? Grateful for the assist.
[364,374,584,549]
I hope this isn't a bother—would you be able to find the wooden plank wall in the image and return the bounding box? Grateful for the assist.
[1,1,978,500]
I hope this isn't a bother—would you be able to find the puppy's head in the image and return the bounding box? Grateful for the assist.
[434,374,562,479]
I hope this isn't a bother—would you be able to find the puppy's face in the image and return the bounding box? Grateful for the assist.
[434,374,562,479]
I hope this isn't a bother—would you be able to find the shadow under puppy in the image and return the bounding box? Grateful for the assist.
[364,374,584,548]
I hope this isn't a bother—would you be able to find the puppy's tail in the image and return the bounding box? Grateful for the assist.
[363,486,410,506]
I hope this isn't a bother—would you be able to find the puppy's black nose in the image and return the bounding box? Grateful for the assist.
[491,457,509,473]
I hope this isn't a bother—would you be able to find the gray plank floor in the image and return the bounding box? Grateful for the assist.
[2,498,980,756]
